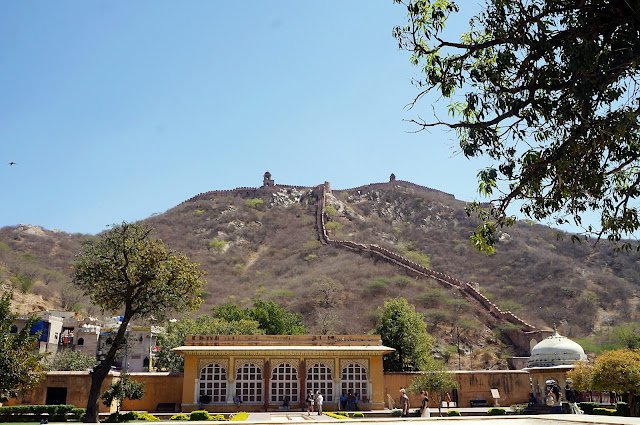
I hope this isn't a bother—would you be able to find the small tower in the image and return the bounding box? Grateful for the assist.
[263,171,274,187]
[389,173,396,183]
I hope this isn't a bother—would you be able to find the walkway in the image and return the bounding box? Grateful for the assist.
[242,412,640,425]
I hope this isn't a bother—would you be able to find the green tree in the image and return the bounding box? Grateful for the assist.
[155,316,263,372]
[591,349,640,416]
[247,300,306,335]
[393,0,640,252]
[210,303,249,322]
[73,223,205,422]
[43,350,97,371]
[101,373,145,415]
[408,358,457,416]
[566,361,593,393]
[374,297,433,371]
[0,292,44,401]
[612,323,640,350]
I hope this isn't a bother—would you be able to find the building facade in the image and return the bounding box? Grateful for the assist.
[174,335,394,412]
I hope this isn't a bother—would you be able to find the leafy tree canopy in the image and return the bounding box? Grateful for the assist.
[374,297,433,371]
[155,316,264,372]
[43,350,97,371]
[73,222,205,422]
[408,357,457,413]
[211,300,307,335]
[393,0,640,252]
[591,349,640,394]
[246,300,307,335]
[101,373,145,413]
[0,292,44,402]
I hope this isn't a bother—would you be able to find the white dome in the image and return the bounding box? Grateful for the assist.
[527,331,587,368]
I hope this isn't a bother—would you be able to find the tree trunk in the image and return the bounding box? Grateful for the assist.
[83,315,132,423]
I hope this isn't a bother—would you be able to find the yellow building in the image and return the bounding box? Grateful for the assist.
[173,335,394,412]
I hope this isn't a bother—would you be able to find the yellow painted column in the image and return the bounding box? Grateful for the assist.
[182,354,198,406]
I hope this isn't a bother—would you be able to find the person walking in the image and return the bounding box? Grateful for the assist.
[315,391,324,415]
[305,391,315,415]
[400,388,409,417]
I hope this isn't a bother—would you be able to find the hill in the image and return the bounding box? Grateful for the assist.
[1,175,638,367]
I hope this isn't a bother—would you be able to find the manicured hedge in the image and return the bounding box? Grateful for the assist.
[229,412,249,421]
[593,408,617,416]
[578,402,598,414]
[447,410,461,416]
[104,411,159,422]
[616,402,630,416]
[487,408,506,415]
[0,405,85,422]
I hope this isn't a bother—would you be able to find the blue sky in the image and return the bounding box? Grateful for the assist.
[1,1,499,234]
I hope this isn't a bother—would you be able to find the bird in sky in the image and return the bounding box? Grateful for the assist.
[8,161,17,166]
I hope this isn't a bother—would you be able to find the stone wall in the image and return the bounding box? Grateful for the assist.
[313,184,540,355]
[384,370,531,409]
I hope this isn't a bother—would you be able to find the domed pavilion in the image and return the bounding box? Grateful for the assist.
[525,330,587,405]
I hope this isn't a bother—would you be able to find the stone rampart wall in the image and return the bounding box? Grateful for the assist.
[313,185,536,351]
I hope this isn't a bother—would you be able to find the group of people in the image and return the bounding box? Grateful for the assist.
[399,388,452,417]
[400,388,430,417]
[339,390,360,411]
[305,391,324,415]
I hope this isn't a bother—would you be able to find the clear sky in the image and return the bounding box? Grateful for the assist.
[1,1,499,235]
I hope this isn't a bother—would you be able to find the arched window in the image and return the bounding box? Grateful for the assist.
[306,362,333,402]
[77,338,84,346]
[236,363,262,403]
[270,362,298,403]
[199,363,227,403]
[10,325,18,333]
[341,363,368,401]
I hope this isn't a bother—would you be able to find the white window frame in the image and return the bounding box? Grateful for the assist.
[306,362,333,402]
[199,362,228,403]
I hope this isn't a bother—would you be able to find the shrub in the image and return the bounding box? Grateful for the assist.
[209,239,227,253]
[325,221,341,231]
[392,275,413,288]
[104,411,159,423]
[194,209,206,216]
[366,278,388,294]
[578,402,599,414]
[210,414,227,421]
[593,408,617,416]
[189,410,211,421]
[352,412,364,418]
[390,409,402,417]
[0,405,82,422]
[324,205,338,217]
[324,412,349,419]
[170,413,190,421]
[487,408,506,415]
[304,253,318,262]
[11,273,35,293]
[230,412,249,421]
[616,402,630,416]
[403,250,431,268]
[447,410,461,416]
[245,198,264,208]
[510,404,527,414]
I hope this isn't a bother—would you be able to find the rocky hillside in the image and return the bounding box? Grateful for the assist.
[1,178,638,367]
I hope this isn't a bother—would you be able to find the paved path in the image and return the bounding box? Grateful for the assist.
[241,412,640,425]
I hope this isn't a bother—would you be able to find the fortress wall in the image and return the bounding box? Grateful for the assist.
[314,184,537,354]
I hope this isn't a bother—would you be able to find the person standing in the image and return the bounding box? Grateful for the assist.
[420,391,430,418]
[306,391,315,415]
[400,388,410,417]
[315,391,324,415]
[445,392,452,409]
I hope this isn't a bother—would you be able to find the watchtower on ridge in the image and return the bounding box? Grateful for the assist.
[263,171,274,187]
